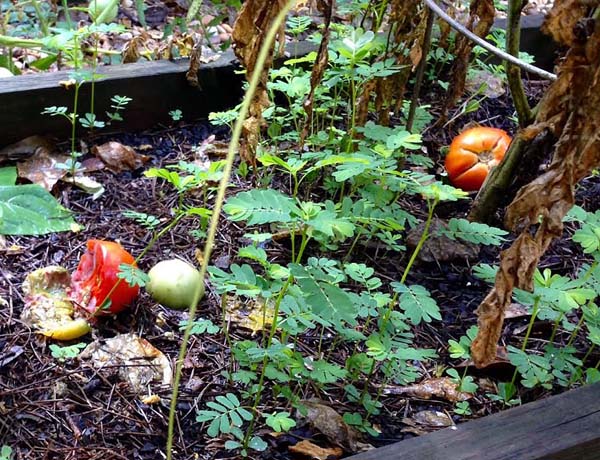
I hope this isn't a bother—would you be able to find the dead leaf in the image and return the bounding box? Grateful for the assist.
[406,218,479,263]
[63,175,105,200]
[300,0,333,147]
[0,135,56,162]
[81,333,172,393]
[412,410,454,427]
[225,296,274,334]
[91,142,150,173]
[472,8,600,367]
[505,303,529,319]
[382,377,472,402]
[297,400,360,453]
[141,394,161,405]
[288,440,343,460]
[17,148,69,191]
[232,0,287,164]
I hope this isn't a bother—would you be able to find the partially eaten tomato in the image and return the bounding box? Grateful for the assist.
[445,127,511,191]
[71,240,139,315]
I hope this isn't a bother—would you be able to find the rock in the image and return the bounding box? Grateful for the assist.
[406,218,480,263]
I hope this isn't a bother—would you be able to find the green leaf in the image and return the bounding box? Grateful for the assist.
[265,412,296,432]
[0,184,76,235]
[392,283,442,325]
[223,189,300,225]
[308,359,348,384]
[0,167,16,186]
[248,436,268,452]
[117,264,148,288]
[180,318,220,335]
[307,209,355,239]
[49,342,86,362]
[290,264,358,326]
[442,218,508,245]
[573,221,600,254]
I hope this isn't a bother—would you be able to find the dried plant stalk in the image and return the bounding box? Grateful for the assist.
[471,2,600,367]
[232,0,287,165]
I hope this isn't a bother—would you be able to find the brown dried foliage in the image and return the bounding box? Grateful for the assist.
[232,0,287,165]
[471,5,600,367]
[300,0,334,147]
[439,0,495,122]
[355,0,427,127]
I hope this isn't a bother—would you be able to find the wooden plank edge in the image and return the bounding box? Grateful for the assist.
[347,382,600,460]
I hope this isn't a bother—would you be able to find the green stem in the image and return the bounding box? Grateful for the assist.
[242,232,309,449]
[166,3,295,457]
[510,297,540,386]
[70,82,81,177]
[61,0,73,30]
[548,312,564,345]
[30,0,49,36]
[361,198,438,409]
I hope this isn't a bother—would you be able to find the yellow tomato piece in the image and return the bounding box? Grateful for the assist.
[40,318,91,341]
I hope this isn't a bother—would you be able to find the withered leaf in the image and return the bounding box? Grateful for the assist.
[17,147,69,191]
[0,135,55,162]
[232,0,287,164]
[288,440,343,460]
[300,0,333,146]
[471,11,600,367]
[382,377,472,402]
[81,333,172,393]
[297,399,360,453]
[91,141,150,173]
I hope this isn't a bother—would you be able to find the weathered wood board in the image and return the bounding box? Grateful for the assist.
[347,382,600,460]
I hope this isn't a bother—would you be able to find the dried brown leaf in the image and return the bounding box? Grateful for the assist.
[542,0,588,46]
[0,135,55,163]
[288,440,343,460]
[17,147,69,191]
[91,141,150,173]
[232,0,287,164]
[412,410,454,427]
[300,0,333,146]
[382,377,472,402]
[81,333,172,393]
[471,17,600,367]
[298,400,360,452]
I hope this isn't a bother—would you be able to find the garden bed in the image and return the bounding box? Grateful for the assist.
[1,7,600,460]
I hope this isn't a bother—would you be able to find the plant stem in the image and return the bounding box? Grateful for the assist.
[510,296,540,387]
[61,0,73,29]
[30,0,49,36]
[166,3,295,457]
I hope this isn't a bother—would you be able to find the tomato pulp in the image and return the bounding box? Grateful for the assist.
[71,240,139,314]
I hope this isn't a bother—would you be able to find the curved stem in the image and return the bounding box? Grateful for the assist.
[166,3,295,457]
[506,0,533,126]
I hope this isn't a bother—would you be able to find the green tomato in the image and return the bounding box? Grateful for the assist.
[88,0,118,24]
[146,259,204,310]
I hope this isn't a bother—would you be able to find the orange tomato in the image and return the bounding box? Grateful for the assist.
[444,127,511,191]
[71,240,139,315]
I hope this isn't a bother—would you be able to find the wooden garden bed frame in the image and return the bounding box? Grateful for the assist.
[0,15,553,149]
[347,382,600,460]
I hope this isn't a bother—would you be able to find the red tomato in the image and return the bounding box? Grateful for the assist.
[71,240,139,314]
[444,127,511,191]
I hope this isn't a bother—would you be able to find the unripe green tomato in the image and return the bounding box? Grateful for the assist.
[146,259,204,310]
[88,0,118,24]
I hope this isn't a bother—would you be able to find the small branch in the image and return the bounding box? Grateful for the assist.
[423,0,556,81]
[506,0,533,126]
[407,8,434,133]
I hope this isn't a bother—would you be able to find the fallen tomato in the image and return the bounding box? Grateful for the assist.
[146,259,203,310]
[21,266,91,341]
[444,127,511,191]
[71,240,139,314]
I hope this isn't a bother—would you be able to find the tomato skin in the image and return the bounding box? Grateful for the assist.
[445,127,511,191]
[71,240,139,314]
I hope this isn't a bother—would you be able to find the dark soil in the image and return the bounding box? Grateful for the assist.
[1,80,599,460]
